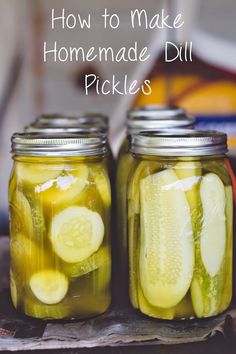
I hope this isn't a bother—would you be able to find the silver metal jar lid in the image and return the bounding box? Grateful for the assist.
[130,130,228,156]
[127,105,195,132]
[35,113,109,129]
[12,133,106,157]
[24,123,107,135]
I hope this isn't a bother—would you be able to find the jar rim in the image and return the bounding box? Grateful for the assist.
[35,113,109,129]
[127,105,195,132]
[24,124,107,135]
[11,133,106,157]
[130,129,228,156]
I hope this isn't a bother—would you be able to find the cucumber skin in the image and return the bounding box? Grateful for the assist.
[175,163,231,318]
[219,186,233,312]
[190,181,228,318]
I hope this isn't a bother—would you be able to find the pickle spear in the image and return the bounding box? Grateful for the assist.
[128,160,158,217]
[139,169,194,308]
[191,173,226,317]
[200,174,226,277]
[128,160,162,308]
[219,185,233,311]
[50,206,104,263]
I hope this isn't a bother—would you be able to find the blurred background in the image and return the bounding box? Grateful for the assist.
[0,0,236,233]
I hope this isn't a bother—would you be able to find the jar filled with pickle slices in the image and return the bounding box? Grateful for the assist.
[9,133,112,320]
[128,130,233,319]
[115,105,195,302]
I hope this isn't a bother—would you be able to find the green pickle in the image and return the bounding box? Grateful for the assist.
[128,153,233,319]
[9,153,112,320]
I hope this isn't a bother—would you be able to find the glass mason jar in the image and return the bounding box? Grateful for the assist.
[9,133,112,320]
[128,130,233,320]
[115,105,195,303]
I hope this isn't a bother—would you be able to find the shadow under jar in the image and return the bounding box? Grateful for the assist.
[128,130,233,319]
[116,105,195,303]
[9,133,112,320]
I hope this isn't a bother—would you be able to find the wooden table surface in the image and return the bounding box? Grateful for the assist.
[0,236,236,354]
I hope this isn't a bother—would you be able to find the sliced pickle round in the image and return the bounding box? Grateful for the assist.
[92,165,111,207]
[63,246,110,278]
[50,206,104,263]
[16,162,62,184]
[10,234,51,279]
[10,191,33,237]
[24,299,69,319]
[39,164,89,205]
[29,270,68,305]
[200,173,226,277]
[139,169,194,308]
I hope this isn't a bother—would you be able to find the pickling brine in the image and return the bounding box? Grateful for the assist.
[128,130,233,319]
[9,134,111,320]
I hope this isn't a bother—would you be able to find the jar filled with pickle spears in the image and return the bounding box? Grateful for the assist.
[9,133,112,320]
[128,130,233,319]
[115,105,195,303]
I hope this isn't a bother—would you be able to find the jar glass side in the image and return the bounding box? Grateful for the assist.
[128,154,233,319]
[9,155,112,320]
[115,138,136,302]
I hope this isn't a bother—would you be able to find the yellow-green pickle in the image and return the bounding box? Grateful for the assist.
[9,133,112,320]
[116,105,195,301]
[128,130,233,319]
